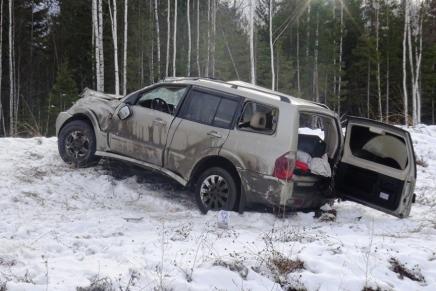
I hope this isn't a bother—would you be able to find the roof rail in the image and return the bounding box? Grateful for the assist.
[307,101,330,110]
[162,77,292,103]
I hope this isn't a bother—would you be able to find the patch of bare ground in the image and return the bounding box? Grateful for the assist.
[76,278,115,291]
[389,257,425,283]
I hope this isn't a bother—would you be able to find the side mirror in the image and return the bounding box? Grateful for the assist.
[117,105,132,120]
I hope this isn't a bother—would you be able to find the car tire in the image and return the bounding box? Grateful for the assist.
[58,120,100,167]
[195,167,238,214]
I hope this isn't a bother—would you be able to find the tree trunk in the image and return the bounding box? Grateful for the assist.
[205,0,210,76]
[269,0,275,90]
[154,0,161,80]
[166,0,170,77]
[98,0,104,91]
[338,0,343,115]
[211,0,216,77]
[385,10,390,123]
[196,0,200,76]
[173,0,177,77]
[249,0,255,84]
[187,0,191,76]
[313,10,319,102]
[9,0,15,135]
[92,0,101,91]
[375,0,382,121]
[296,17,300,94]
[407,9,416,125]
[367,59,371,118]
[122,0,128,96]
[109,0,120,97]
[0,0,4,135]
[402,0,408,126]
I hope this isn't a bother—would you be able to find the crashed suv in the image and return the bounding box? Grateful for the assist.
[56,78,416,218]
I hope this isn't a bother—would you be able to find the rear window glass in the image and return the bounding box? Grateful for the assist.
[213,98,239,128]
[180,90,220,125]
[238,102,278,134]
[349,125,408,170]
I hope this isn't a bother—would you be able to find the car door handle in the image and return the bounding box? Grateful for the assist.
[153,118,166,126]
[207,131,222,138]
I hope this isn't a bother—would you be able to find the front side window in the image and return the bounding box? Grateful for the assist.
[238,102,278,134]
[349,125,408,170]
[179,90,239,128]
[136,86,187,115]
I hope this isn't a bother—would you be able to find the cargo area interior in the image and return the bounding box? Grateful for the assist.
[294,112,340,190]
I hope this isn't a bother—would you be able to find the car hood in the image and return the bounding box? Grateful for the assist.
[68,88,123,132]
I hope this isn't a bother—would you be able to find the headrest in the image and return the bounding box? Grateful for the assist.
[250,112,267,129]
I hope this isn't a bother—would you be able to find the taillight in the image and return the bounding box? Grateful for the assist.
[273,152,295,181]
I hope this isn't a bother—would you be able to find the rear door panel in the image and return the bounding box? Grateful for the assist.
[335,117,416,218]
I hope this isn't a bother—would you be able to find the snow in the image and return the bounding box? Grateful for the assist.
[0,126,436,290]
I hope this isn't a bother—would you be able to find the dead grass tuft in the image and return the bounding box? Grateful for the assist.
[416,156,428,168]
[76,277,114,291]
[389,257,425,283]
[270,255,305,275]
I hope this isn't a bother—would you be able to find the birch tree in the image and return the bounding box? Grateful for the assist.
[385,9,390,122]
[249,0,255,84]
[108,0,120,97]
[205,0,210,76]
[92,0,101,91]
[154,0,161,79]
[98,0,104,91]
[269,0,275,90]
[296,17,300,94]
[211,0,216,77]
[122,0,128,96]
[408,2,423,125]
[9,0,15,135]
[187,0,191,76]
[173,0,177,77]
[166,0,170,77]
[337,1,343,115]
[402,0,408,125]
[375,0,382,121]
[196,0,200,76]
[0,0,4,135]
[313,10,319,102]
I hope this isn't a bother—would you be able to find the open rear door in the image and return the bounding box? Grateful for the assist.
[335,117,416,218]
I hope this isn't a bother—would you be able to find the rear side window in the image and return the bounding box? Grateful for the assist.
[238,102,278,134]
[179,90,239,128]
[349,125,408,170]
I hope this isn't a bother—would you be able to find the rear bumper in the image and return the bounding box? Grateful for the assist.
[238,169,331,210]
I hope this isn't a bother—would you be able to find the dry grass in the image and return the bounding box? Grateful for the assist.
[270,255,305,275]
[76,278,114,291]
[416,156,428,168]
[389,257,425,283]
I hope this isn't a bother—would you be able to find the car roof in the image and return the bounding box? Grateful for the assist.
[161,77,334,115]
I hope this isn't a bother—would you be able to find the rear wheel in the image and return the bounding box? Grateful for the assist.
[58,120,100,167]
[195,167,238,214]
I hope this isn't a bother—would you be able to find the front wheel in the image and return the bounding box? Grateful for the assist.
[58,120,100,167]
[195,167,238,214]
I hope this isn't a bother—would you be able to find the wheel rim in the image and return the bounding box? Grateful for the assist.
[65,130,90,160]
[200,175,229,210]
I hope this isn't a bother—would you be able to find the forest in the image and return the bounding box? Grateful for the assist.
[0,0,435,137]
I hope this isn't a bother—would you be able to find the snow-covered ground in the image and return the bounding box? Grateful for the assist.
[0,125,436,291]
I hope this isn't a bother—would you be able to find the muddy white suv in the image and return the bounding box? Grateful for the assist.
[56,78,416,218]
